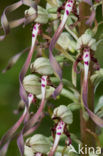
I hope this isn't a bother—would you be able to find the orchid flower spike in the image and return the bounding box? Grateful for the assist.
[19,23,40,106]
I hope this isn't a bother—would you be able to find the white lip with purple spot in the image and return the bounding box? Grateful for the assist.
[83,49,90,81]
[41,76,47,99]
[31,23,40,48]
[56,121,65,135]
[52,121,65,153]
[62,0,74,25]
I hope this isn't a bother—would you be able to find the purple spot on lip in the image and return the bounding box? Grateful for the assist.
[42,84,45,87]
[32,34,35,37]
[85,54,88,58]
[33,26,36,30]
[42,78,45,81]
[67,4,71,7]
[28,94,32,97]
[66,10,69,15]
[57,132,61,135]
[84,61,88,65]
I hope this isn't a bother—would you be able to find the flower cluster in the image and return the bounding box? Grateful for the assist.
[0,0,103,156]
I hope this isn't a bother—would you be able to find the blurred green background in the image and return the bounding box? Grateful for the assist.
[0,0,103,155]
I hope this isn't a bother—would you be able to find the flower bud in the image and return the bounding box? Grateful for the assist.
[23,74,41,95]
[30,57,53,75]
[24,145,34,156]
[76,33,96,51]
[57,32,76,53]
[52,105,73,124]
[25,6,48,24]
[25,134,51,154]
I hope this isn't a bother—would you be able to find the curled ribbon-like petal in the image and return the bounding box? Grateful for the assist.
[0,0,38,41]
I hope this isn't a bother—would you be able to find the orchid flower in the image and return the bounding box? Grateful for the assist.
[49,0,74,98]
[17,76,47,155]
[49,121,65,156]
[49,120,71,156]
[82,49,103,127]
[19,23,40,107]
[74,46,103,127]
[22,76,47,134]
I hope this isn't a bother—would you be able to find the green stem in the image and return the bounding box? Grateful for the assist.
[79,2,96,155]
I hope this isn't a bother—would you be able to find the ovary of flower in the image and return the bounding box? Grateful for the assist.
[52,121,65,152]
[41,76,47,99]
[31,23,40,48]
[83,49,90,81]
[62,0,74,25]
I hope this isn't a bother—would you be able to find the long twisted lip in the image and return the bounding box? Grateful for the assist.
[49,0,74,99]
[19,23,40,107]
[0,0,37,41]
